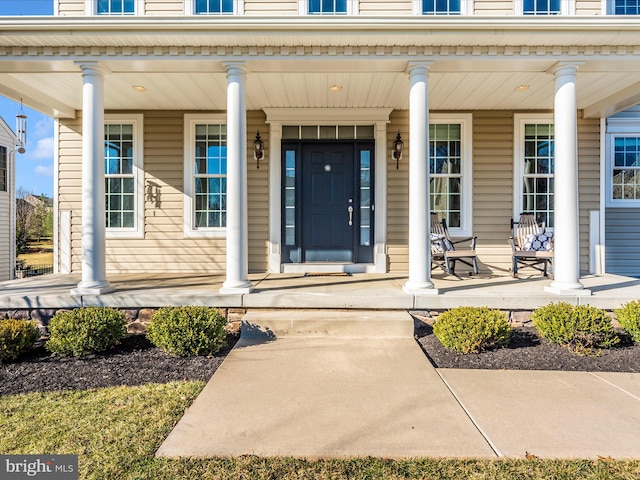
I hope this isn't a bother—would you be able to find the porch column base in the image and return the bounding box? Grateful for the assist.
[71,281,115,296]
[403,281,438,295]
[545,282,591,296]
[220,280,253,295]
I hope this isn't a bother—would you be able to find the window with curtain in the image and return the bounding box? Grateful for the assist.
[522,123,554,227]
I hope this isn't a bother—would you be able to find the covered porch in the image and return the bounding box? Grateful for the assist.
[1,272,637,311]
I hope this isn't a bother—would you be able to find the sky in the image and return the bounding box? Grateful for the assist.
[0,0,55,197]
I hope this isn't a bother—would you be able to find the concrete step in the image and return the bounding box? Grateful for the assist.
[240,309,414,339]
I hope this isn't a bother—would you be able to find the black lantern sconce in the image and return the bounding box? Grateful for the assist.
[253,131,264,169]
[392,131,403,169]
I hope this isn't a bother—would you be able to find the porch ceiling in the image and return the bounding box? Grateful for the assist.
[1,17,640,117]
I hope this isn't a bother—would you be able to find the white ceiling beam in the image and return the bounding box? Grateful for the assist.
[583,81,640,119]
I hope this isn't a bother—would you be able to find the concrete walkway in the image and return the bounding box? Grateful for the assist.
[157,310,640,460]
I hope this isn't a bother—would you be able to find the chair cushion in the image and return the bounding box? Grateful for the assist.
[430,234,454,253]
[523,232,553,251]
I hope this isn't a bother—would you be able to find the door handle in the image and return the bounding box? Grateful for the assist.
[348,206,354,226]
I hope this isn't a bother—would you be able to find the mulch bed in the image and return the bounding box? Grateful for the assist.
[415,321,640,373]
[2,325,639,396]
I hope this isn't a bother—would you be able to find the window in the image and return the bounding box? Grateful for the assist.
[301,0,356,14]
[429,115,473,237]
[96,0,136,15]
[422,0,461,14]
[514,115,554,228]
[183,115,228,237]
[195,0,233,14]
[0,146,6,192]
[605,117,640,206]
[610,0,640,14]
[523,0,560,14]
[104,115,144,238]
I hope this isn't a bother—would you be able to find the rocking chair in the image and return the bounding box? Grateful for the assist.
[430,214,479,275]
[509,213,554,277]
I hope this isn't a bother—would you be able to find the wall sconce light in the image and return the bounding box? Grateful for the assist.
[253,131,264,169]
[392,131,403,169]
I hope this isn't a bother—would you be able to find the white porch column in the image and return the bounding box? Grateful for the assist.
[403,62,438,295]
[546,62,590,296]
[72,62,114,295]
[221,62,253,294]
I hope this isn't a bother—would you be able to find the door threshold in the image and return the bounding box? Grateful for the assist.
[282,263,371,274]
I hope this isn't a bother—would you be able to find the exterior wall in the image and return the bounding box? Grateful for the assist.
[0,127,12,281]
[385,110,599,275]
[359,0,412,15]
[575,0,602,14]
[244,0,298,15]
[145,0,185,15]
[473,0,515,15]
[57,0,85,15]
[605,208,640,277]
[57,110,269,275]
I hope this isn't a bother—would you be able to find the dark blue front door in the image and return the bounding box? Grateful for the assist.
[302,143,355,262]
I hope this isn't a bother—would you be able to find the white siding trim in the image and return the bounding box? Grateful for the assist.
[105,113,145,239]
[599,117,607,273]
[604,116,640,208]
[53,118,60,273]
[183,113,228,239]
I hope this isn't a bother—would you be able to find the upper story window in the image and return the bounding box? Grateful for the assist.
[610,0,640,14]
[96,0,136,15]
[423,0,461,15]
[301,0,356,14]
[195,0,233,14]
[0,146,6,192]
[524,0,561,14]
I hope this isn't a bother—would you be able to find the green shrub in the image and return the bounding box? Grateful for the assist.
[615,300,640,343]
[46,307,127,357]
[433,306,511,354]
[532,303,619,355]
[0,318,40,363]
[147,306,227,357]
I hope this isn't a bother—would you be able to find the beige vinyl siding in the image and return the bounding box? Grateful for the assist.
[145,0,186,15]
[473,0,514,15]
[575,0,602,14]
[359,0,412,15]
[0,132,11,281]
[577,115,600,274]
[56,0,85,15]
[244,0,298,15]
[386,110,409,273]
[58,110,269,274]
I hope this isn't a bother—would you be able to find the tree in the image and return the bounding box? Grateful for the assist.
[15,189,53,253]
[15,188,34,254]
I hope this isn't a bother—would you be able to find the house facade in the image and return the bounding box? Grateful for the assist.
[0,117,16,281]
[1,0,639,294]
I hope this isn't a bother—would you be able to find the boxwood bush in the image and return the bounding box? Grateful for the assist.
[46,307,127,357]
[433,306,511,354]
[532,302,619,355]
[615,300,640,343]
[0,318,40,363]
[147,306,227,357]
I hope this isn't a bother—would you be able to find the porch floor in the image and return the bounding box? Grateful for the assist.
[1,271,638,311]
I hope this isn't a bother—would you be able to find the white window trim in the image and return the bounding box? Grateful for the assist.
[514,0,574,14]
[605,117,640,207]
[105,114,145,239]
[513,113,554,226]
[185,0,245,14]
[429,113,473,238]
[183,114,228,238]
[299,0,358,15]
[413,0,473,15]
[86,0,144,15]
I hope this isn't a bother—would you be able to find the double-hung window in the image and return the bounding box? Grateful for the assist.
[184,115,228,237]
[516,0,572,14]
[303,0,356,14]
[95,0,138,15]
[608,0,640,14]
[605,118,640,206]
[0,146,6,192]
[429,114,473,237]
[187,0,242,14]
[514,115,555,228]
[104,115,144,238]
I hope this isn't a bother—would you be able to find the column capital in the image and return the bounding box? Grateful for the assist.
[548,61,584,77]
[406,61,434,76]
[222,61,248,77]
[74,61,111,77]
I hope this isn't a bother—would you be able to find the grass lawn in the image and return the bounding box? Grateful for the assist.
[1,381,639,480]
[18,239,54,266]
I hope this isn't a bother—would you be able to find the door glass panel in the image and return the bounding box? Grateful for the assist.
[360,150,372,246]
[284,150,296,246]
